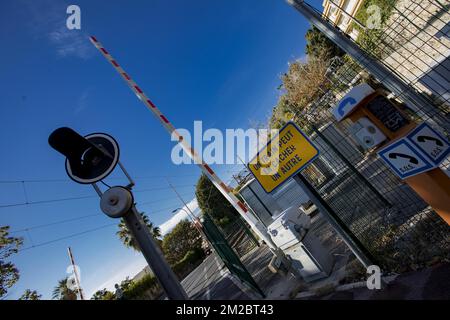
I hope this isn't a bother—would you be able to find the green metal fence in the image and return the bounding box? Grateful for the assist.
[201,214,265,298]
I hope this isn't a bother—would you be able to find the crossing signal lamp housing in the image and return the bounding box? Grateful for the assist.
[48,127,120,184]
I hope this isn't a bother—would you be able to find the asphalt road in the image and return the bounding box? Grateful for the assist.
[181,253,251,300]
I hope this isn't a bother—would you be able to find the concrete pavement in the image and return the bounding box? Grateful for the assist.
[297,262,450,300]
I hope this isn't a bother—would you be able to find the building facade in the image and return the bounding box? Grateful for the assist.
[322,0,365,40]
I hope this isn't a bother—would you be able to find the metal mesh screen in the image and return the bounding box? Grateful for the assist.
[291,0,450,272]
[219,217,259,257]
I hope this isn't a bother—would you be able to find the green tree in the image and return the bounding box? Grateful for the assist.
[91,288,115,300]
[119,277,133,291]
[354,0,397,29]
[52,277,78,300]
[271,56,331,132]
[121,274,161,300]
[18,289,41,300]
[0,226,23,298]
[305,26,344,60]
[117,212,161,251]
[269,95,294,129]
[354,0,398,58]
[161,220,202,265]
[195,174,238,225]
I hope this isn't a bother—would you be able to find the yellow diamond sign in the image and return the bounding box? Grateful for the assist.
[248,122,319,193]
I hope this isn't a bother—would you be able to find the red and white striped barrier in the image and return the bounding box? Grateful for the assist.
[89,36,277,249]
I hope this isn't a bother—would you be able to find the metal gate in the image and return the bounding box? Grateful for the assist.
[201,214,265,297]
[218,216,259,257]
[283,0,450,272]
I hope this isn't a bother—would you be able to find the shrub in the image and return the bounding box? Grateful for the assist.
[172,248,206,280]
[123,274,161,300]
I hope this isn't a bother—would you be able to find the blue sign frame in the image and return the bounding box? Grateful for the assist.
[378,139,434,179]
[406,122,450,165]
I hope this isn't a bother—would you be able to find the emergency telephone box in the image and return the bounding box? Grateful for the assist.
[333,83,450,225]
[332,83,416,149]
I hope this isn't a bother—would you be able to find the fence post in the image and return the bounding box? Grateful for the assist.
[311,125,392,208]
[237,215,261,248]
[293,173,376,269]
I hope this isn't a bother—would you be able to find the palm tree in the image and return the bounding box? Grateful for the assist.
[52,278,77,300]
[19,289,41,300]
[151,223,162,239]
[117,212,161,251]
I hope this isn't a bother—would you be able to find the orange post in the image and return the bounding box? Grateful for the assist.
[405,168,450,225]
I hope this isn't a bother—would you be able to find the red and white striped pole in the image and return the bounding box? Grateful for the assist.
[67,247,85,300]
[89,36,279,251]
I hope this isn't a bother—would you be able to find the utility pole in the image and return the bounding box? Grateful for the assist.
[67,247,85,300]
[166,179,198,222]
[166,179,207,237]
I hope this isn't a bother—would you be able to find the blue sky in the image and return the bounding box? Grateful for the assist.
[0,0,310,299]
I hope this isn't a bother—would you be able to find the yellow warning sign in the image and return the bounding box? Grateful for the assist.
[248,122,319,193]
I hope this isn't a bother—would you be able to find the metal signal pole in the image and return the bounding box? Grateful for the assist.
[49,127,188,300]
[67,247,85,300]
[100,186,188,300]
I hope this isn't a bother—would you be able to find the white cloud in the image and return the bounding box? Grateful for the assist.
[48,26,93,59]
[86,197,200,297]
[74,88,91,114]
[86,255,148,298]
[22,0,93,59]
[158,198,200,235]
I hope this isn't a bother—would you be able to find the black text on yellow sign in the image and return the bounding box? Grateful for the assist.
[248,122,319,193]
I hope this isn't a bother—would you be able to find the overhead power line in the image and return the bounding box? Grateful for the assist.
[9,213,102,233]
[15,202,194,253]
[133,184,194,194]
[0,184,194,209]
[148,204,186,215]
[8,192,195,234]
[0,194,96,209]
[0,170,244,184]
[0,172,224,184]
[138,192,193,205]
[18,223,117,252]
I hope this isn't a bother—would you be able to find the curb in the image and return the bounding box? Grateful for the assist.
[295,274,399,299]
